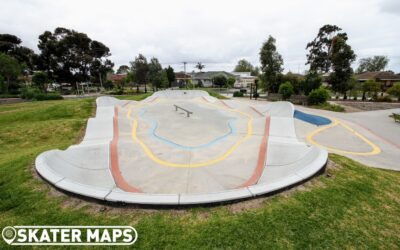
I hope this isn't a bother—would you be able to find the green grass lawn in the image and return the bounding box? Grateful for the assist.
[0,97,399,249]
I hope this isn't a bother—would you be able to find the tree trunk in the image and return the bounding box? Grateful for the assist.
[144,83,147,93]
[362,91,366,101]
[5,77,10,94]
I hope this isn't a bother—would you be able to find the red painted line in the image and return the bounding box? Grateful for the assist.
[122,101,132,107]
[239,116,271,188]
[220,100,232,109]
[202,96,209,103]
[110,106,142,193]
[250,106,264,117]
[351,121,400,150]
[149,97,158,103]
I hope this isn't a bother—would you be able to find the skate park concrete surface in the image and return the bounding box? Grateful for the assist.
[236,98,400,172]
[35,90,328,205]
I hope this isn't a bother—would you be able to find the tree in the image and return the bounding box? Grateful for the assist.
[152,70,169,90]
[148,57,162,91]
[130,54,149,93]
[0,34,36,72]
[116,65,130,74]
[308,87,330,105]
[259,36,284,93]
[212,75,227,87]
[0,53,21,93]
[32,71,48,92]
[329,36,356,98]
[36,27,113,85]
[233,59,259,76]
[281,72,304,94]
[165,65,175,87]
[302,71,322,95]
[362,79,380,100]
[227,77,236,88]
[387,83,400,101]
[195,62,205,72]
[278,82,294,99]
[306,25,347,73]
[357,56,389,73]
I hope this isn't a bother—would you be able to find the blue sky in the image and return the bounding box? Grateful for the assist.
[1,0,399,73]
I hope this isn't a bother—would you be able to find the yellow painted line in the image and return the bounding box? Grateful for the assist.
[128,99,253,168]
[306,116,381,156]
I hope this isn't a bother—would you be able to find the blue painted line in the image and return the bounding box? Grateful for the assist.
[294,110,331,126]
[139,108,237,150]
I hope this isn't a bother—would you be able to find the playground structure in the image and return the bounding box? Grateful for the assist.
[35,90,328,205]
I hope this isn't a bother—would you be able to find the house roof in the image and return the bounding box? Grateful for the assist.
[175,72,191,79]
[110,74,127,81]
[356,71,400,81]
[191,71,237,80]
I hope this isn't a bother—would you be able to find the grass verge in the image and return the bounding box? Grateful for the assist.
[0,98,399,249]
[310,102,345,112]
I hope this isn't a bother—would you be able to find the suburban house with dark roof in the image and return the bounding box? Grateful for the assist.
[174,72,191,86]
[108,73,127,83]
[356,71,400,90]
[191,71,237,87]
[231,72,257,88]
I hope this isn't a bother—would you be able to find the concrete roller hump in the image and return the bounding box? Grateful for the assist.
[35,90,327,205]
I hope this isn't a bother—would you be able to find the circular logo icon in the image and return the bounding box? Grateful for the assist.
[2,226,16,245]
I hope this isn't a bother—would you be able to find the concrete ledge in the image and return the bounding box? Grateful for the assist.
[179,188,253,205]
[106,189,180,205]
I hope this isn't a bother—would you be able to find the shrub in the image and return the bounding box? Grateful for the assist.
[240,89,247,93]
[253,93,259,98]
[35,93,63,101]
[278,82,294,100]
[308,87,330,105]
[375,95,392,102]
[21,87,63,100]
[233,91,244,97]
[21,87,41,99]
[387,83,400,101]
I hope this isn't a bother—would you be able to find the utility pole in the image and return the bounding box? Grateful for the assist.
[183,61,187,88]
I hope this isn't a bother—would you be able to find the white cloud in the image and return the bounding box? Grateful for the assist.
[0,0,399,73]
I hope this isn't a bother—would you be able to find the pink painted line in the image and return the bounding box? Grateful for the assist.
[220,100,232,109]
[351,120,400,150]
[149,97,158,103]
[122,101,132,107]
[250,106,264,117]
[239,116,271,188]
[110,107,142,193]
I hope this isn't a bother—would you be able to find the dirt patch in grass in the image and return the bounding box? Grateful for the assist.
[332,100,400,112]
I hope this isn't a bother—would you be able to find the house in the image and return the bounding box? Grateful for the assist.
[109,73,127,83]
[230,72,257,88]
[191,71,237,87]
[174,72,191,86]
[355,71,400,90]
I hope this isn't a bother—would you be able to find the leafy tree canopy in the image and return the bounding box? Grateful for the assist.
[36,27,113,84]
[357,56,389,73]
[329,36,356,97]
[116,65,130,74]
[306,24,347,73]
[0,33,36,72]
[212,75,228,87]
[233,59,260,76]
[0,53,21,93]
[259,35,283,93]
[165,65,175,86]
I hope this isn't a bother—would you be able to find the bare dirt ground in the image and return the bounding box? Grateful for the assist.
[331,101,400,112]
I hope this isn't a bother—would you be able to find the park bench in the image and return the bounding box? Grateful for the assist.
[174,104,193,117]
[392,113,400,123]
